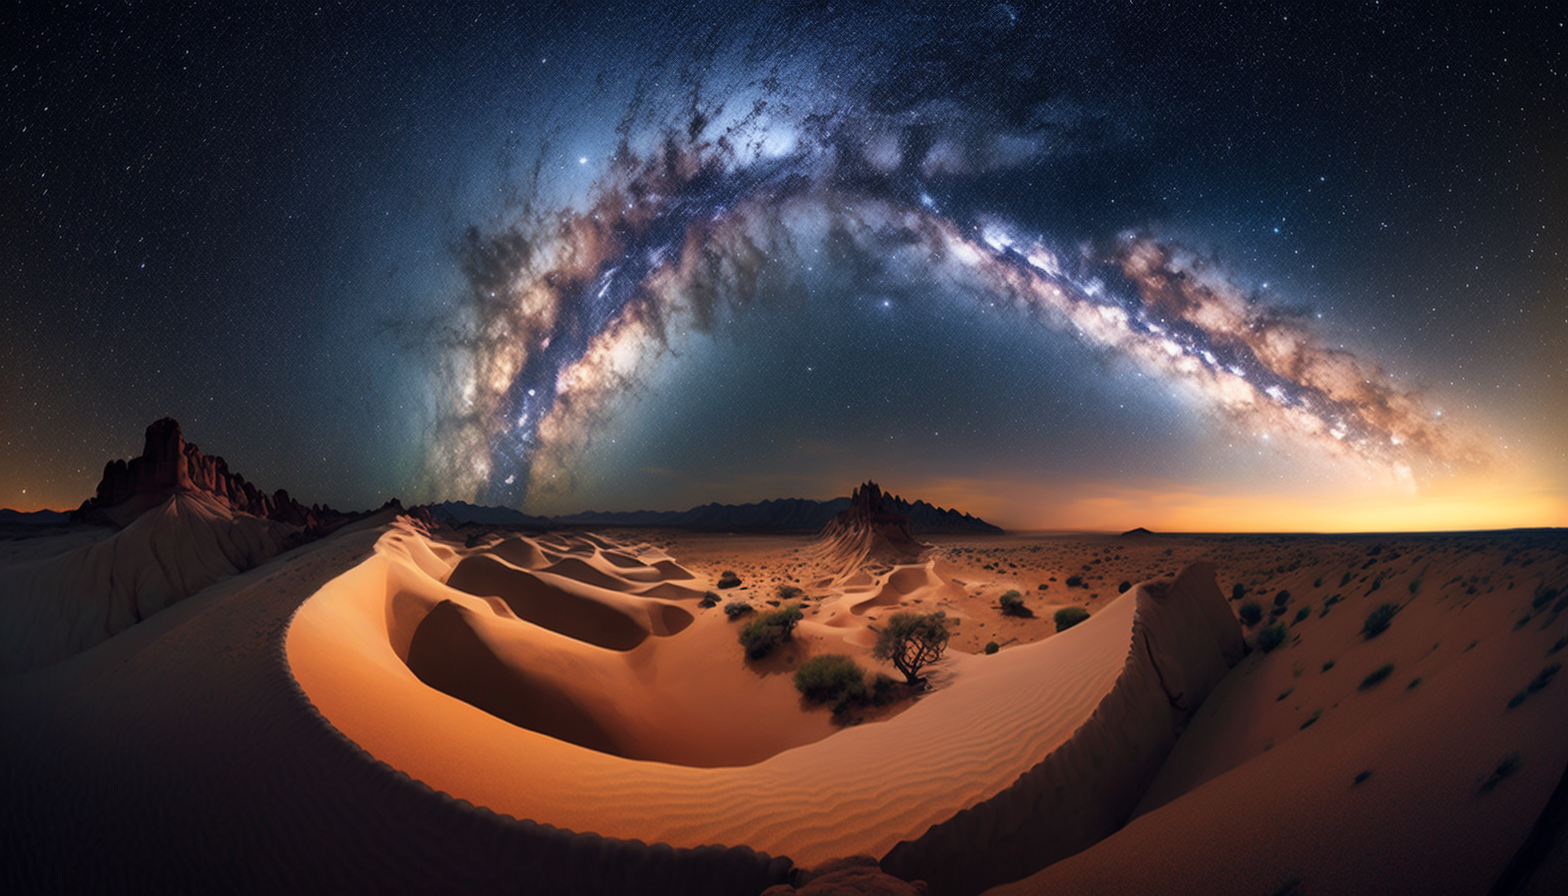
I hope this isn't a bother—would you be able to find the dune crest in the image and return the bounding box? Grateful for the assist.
[286,522,1243,887]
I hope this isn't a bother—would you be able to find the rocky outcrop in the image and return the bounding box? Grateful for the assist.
[814,481,927,574]
[76,418,327,529]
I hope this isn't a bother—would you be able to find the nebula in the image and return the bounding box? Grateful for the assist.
[419,84,1490,511]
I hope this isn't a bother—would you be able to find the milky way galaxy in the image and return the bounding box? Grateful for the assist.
[7,2,1564,530]
[424,88,1490,512]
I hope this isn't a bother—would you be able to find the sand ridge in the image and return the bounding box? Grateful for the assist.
[285,519,1243,883]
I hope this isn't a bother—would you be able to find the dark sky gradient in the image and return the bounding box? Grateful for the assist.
[4,2,1565,530]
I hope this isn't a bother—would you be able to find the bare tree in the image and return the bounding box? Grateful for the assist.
[872,611,950,686]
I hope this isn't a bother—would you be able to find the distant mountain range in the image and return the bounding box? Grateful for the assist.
[429,488,1003,535]
[0,509,71,526]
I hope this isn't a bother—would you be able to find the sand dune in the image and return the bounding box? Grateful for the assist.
[0,491,296,673]
[285,522,1242,889]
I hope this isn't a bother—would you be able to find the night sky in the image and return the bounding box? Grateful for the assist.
[5,1,1566,531]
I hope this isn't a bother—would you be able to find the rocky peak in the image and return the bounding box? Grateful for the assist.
[76,418,321,529]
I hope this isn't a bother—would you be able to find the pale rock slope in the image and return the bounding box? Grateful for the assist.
[0,491,296,672]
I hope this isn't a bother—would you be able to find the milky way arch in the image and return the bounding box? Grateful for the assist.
[419,96,1487,509]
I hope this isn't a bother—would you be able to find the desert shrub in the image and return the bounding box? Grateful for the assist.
[1277,687,1294,701]
[1359,663,1395,689]
[1037,583,1049,591]
[1118,580,1132,593]
[983,641,999,655]
[872,611,950,685]
[1408,578,1422,594]
[1322,660,1336,672]
[1274,589,1292,607]
[1550,636,1567,656]
[1340,571,1353,587]
[870,672,898,705]
[1293,606,1311,624]
[1354,770,1372,785]
[1054,606,1090,632]
[1362,603,1398,639]
[794,654,867,711]
[1257,623,1288,653]
[998,590,1030,617]
[738,604,802,659]
[1408,677,1423,689]
[716,570,742,589]
[1300,710,1322,729]
[1066,574,1085,588]
[1533,584,1560,611]
[777,584,804,601]
[1231,582,1246,602]
[723,601,754,619]
[1238,601,1263,627]
[699,591,720,608]
[1481,753,1522,792]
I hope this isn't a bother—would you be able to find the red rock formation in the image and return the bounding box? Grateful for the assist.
[814,481,926,574]
[76,418,321,529]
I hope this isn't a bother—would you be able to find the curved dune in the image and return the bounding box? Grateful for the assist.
[286,521,1243,890]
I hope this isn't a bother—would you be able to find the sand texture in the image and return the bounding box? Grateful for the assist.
[4,522,1565,895]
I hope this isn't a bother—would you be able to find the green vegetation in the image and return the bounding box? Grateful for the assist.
[1533,584,1560,611]
[1359,663,1395,689]
[1054,606,1090,632]
[1274,589,1292,607]
[998,590,1030,617]
[1277,687,1294,701]
[1118,580,1132,593]
[1508,663,1561,709]
[1231,582,1246,601]
[794,654,868,713]
[777,584,804,601]
[723,601,753,619]
[699,591,720,608]
[1065,574,1085,588]
[1362,603,1398,639]
[1322,660,1335,672]
[1300,710,1322,730]
[1353,770,1372,785]
[1293,606,1311,624]
[872,611,950,685]
[1238,601,1263,627]
[716,570,742,589]
[1549,636,1567,656]
[1408,677,1422,689]
[738,604,803,659]
[983,641,999,655]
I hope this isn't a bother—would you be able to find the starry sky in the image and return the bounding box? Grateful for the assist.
[4,1,1566,531]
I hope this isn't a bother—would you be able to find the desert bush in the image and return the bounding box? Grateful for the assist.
[723,601,754,619]
[1054,606,1089,632]
[872,611,950,685]
[998,590,1030,617]
[1533,584,1560,611]
[794,654,867,712]
[870,672,898,705]
[1550,636,1567,656]
[1274,589,1292,607]
[777,584,804,601]
[1359,663,1395,689]
[699,591,720,608]
[1231,582,1246,601]
[1322,660,1335,672]
[1066,574,1085,588]
[717,570,742,589]
[1257,623,1288,653]
[1118,580,1132,593]
[1238,601,1263,627]
[739,603,803,659]
[1481,753,1522,792]
[1293,606,1311,624]
[983,641,999,655]
[1362,603,1398,639]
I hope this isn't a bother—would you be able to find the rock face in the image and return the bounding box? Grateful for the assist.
[77,417,323,528]
[814,481,927,574]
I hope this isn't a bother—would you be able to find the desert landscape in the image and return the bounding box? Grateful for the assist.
[7,4,1566,894]
[3,421,1565,894]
